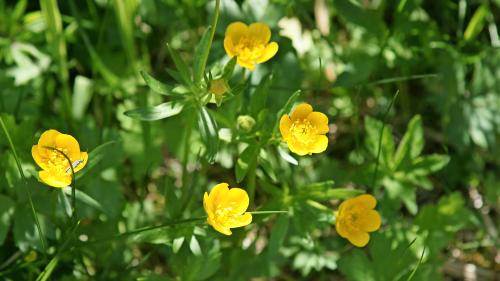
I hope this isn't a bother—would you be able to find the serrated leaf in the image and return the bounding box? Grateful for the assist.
[193,26,212,85]
[406,154,450,176]
[364,116,394,168]
[394,115,424,168]
[124,101,184,121]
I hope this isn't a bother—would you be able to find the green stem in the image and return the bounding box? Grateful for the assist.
[249,211,288,215]
[42,146,77,224]
[0,116,47,253]
[371,90,399,188]
[199,0,220,79]
[81,217,206,246]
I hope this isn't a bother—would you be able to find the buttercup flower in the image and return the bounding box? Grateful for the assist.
[32,129,88,188]
[224,22,279,70]
[203,183,252,235]
[279,103,329,156]
[335,194,381,247]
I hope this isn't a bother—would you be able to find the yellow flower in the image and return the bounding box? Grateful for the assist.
[335,194,381,247]
[224,22,279,70]
[31,129,88,188]
[279,103,329,156]
[203,183,252,235]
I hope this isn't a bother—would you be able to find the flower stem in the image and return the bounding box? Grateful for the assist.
[81,217,206,245]
[249,210,288,215]
[198,0,220,80]
[0,116,47,253]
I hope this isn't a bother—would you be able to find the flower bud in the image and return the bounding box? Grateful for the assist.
[237,115,256,132]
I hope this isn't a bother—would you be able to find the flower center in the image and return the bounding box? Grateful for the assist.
[45,148,73,174]
[214,204,239,226]
[233,37,265,63]
[290,119,316,145]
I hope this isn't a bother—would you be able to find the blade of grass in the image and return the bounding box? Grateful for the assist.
[0,116,47,253]
[406,246,426,281]
[40,0,73,127]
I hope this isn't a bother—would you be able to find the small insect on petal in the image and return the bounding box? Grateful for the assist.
[66,159,84,174]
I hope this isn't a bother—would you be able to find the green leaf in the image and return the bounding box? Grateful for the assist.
[333,0,386,37]
[193,26,212,85]
[75,141,117,180]
[198,107,219,163]
[364,116,394,168]
[166,43,192,87]
[250,72,273,117]
[124,101,184,121]
[464,4,489,41]
[189,235,202,256]
[235,143,260,183]
[338,249,376,281]
[72,75,93,120]
[63,187,104,212]
[222,57,237,80]
[394,115,424,168]
[299,181,363,200]
[140,71,174,96]
[0,195,15,245]
[267,215,289,261]
[278,146,298,165]
[172,237,185,253]
[405,154,450,176]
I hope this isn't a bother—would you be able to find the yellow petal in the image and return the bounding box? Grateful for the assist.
[38,129,61,149]
[31,145,49,170]
[227,212,252,228]
[222,187,249,214]
[291,103,313,121]
[55,133,81,160]
[209,218,232,235]
[236,57,255,70]
[307,112,329,134]
[256,42,278,64]
[347,230,370,247]
[208,183,229,207]
[287,140,309,156]
[39,170,71,188]
[224,37,236,57]
[225,22,248,44]
[248,22,271,43]
[350,194,377,209]
[279,114,292,139]
[72,152,88,173]
[310,135,328,154]
[357,209,381,232]
[203,192,213,217]
[335,218,350,239]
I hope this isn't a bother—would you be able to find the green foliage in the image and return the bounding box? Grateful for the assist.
[0,0,496,280]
